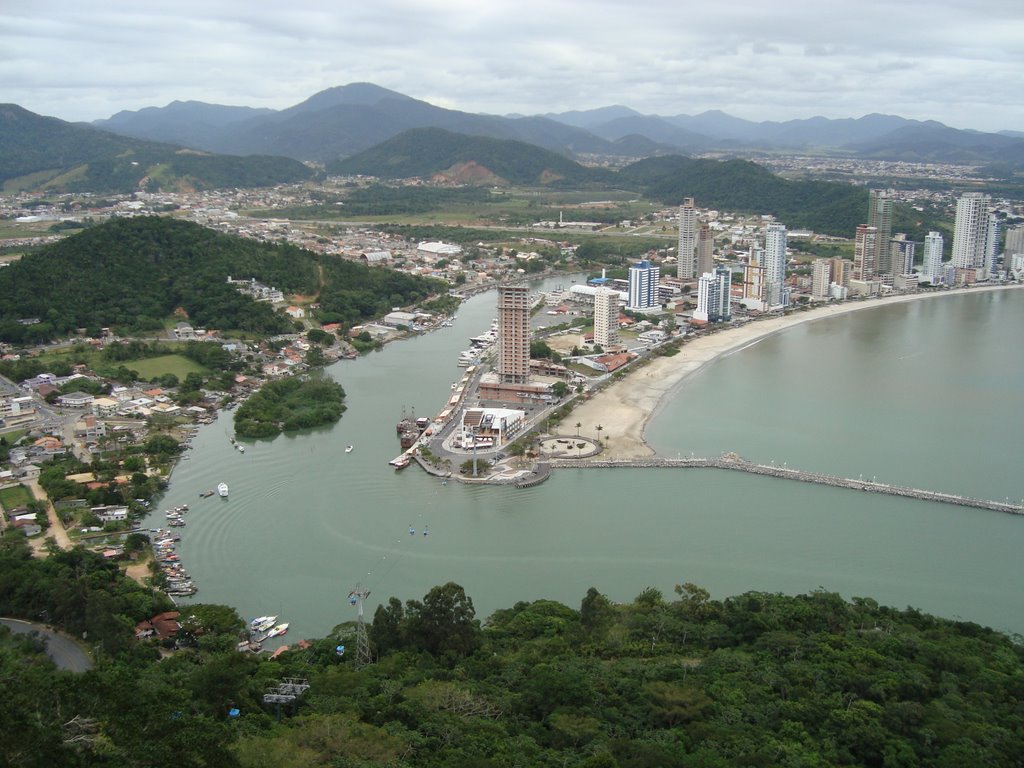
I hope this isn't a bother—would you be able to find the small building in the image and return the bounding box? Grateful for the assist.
[57,391,94,409]
[285,306,306,319]
[91,505,128,523]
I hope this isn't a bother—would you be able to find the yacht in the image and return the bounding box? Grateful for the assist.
[217,482,229,498]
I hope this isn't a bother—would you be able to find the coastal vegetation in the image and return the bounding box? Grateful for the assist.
[1,535,1022,767]
[233,374,346,438]
[0,217,448,343]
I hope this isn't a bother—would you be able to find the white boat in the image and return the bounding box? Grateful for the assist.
[236,444,245,453]
[250,615,277,633]
[218,482,229,498]
[345,445,354,453]
[265,622,289,638]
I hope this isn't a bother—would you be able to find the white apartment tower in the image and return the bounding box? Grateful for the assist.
[677,198,698,280]
[923,231,944,285]
[497,285,531,384]
[1005,224,1024,257]
[763,222,788,308]
[592,288,620,348]
[811,258,832,300]
[693,266,731,323]
[627,259,660,311]
[952,192,992,271]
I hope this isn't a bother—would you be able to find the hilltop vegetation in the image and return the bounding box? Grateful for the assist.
[0,104,313,193]
[233,374,346,438]
[0,217,448,343]
[1,536,1022,767]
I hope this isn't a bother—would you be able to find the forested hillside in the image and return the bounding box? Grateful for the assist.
[0,217,447,342]
[1,535,1021,768]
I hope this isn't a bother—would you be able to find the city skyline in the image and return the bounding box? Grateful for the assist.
[3,0,1023,132]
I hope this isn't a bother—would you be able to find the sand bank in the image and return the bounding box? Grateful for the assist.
[566,285,1022,460]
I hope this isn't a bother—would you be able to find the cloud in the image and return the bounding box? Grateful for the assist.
[2,0,1022,132]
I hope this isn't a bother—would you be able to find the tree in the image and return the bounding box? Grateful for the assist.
[404,582,480,658]
[551,381,569,398]
[580,587,615,636]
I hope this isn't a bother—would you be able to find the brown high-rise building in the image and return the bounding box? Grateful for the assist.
[868,190,894,277]
[852,224,878,281]
[696,223,715,277]
[497,285,530,384]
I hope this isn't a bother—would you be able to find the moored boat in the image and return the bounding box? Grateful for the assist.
[250,615,277,633]
[265,622,289,638]
[218,482,229,498]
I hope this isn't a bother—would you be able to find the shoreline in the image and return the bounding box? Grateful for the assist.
[566,284,1024,460]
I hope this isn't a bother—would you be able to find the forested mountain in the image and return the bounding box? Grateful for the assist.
[0,104,313,193]
[0,217,446,343]
[328,127,606,185]
[2,534,1022,767]
[618,155,870,235]
[93,100,275,149]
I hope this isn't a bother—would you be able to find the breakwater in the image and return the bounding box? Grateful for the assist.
[550,453,1023,515]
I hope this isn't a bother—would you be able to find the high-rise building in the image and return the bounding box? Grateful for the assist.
[693,266,731,323]
[985,213,1001,276]
[829,257,848,288]
[890,233,915,278]
[923,231,944,285]
[497,285,530,384]
[677,198,697,280]
[952,192,992,272]
[811,258,832,299]
[852,225,878,281]
[593,288,620,348]
[696,224,715,277]
[868,190,894,277]
[1005,224,1024,257]
[763,222,788,307]
[627,259,660,311]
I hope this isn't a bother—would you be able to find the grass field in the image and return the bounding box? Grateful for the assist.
[123,354,208,380]
[0,484,33,511]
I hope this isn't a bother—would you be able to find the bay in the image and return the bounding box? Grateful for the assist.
[150,284,1024,639]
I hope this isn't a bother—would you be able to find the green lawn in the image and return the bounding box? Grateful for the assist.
[123,354,208,380]
[0,484,33,511]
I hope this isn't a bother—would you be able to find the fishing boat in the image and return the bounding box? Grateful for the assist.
[218,482,229,498]
[345,445,354,453]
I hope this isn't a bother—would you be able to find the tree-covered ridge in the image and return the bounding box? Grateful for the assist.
[0,217,448,342]
[328,127,605,185]
[233,374,346,438]
[0,104,313,193]
[1,536,1022,768]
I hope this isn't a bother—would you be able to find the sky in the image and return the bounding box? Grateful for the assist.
[3,0,1023,133]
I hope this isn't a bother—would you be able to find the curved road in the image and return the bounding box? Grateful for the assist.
[0,618,93,672]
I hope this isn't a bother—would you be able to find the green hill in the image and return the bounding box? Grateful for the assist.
[328,127,606,185]
[0,104,314,193]
[0,217,447,343]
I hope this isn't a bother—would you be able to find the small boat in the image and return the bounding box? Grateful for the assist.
[345,445,354,453]
[265,623,289,638]
[250,615,277,633]
[200,490,214,498]
[218,482,229,498]
[236,444,245,453]
[389,456,410,469]
[409,526,415,535]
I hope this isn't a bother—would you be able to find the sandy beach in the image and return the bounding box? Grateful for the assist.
[567,285,1023,459]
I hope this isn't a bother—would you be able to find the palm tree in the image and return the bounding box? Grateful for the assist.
[575,421,581,437]
[596,424,604,443]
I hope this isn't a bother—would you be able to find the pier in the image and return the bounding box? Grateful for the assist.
[550,453,1023,516]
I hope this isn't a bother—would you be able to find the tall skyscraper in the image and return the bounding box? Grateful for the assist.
[868,190,894,277]
[497,285,530,384]
[593,288,620,348]
[985,213,1001,276]
[811,258,832,299]
[890,233,915,277]
[627,259,660,311]
[696,223,715,277]
[677,198,697,280]
[923,231,944,285]
[693,266,731,322]
[952,192,992,271]
[852,225,878,281]
[763,222,788,307]
[829,257,848,288]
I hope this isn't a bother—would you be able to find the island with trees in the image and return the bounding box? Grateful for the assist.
[233,374,346,438]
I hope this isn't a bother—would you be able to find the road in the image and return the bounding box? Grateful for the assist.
[26,478,72,553]
[0,618,94,672]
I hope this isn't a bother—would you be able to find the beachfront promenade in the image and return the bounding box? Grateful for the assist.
[550,453,1023,515]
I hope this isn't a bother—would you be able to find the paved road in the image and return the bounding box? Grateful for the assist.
[0,618,93,672]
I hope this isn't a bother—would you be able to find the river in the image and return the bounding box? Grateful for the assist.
[149,280,1024,639]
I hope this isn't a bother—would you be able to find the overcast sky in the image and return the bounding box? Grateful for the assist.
[4,0,1023,132]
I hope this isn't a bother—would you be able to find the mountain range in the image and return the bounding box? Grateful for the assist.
[91,82,1024,168]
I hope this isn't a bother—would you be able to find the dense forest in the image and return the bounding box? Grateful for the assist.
[1,531,1022,768]
[0,217,448,343]
[233,374,346,438]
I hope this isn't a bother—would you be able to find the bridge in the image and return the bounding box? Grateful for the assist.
[550,453,1023,516]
